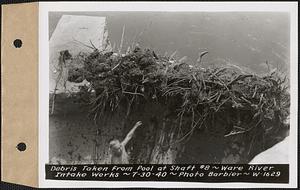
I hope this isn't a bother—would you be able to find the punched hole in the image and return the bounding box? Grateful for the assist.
[13,39,22,48]
[17,142,26,151]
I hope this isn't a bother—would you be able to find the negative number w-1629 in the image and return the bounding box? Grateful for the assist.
[262,171,281,177]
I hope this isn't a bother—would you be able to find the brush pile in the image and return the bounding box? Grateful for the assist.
[68,47,290,160]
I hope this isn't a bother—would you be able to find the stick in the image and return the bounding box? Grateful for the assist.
[123,91,144,97]
[224,130,245,137]
[119,25,126,54]
[89,40,98,50]
[72,37,95,50]
[170,50,177,59]
[197,51,208,65]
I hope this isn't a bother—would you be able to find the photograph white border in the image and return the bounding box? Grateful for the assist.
[39,1,298,188]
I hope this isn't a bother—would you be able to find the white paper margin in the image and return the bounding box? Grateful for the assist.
[39,1,298,188]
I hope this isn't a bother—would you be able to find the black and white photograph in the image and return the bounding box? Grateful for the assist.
[38,2,298,188]
[49,11,290,165]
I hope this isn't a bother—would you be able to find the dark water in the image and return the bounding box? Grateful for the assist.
[49,12,290,75]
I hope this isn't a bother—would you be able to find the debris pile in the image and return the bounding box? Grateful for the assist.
[67,47,290,163]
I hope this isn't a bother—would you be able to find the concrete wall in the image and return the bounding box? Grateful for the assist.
[49,94,123,164]
[49,109,127,164]
[49,96,165,164]
[49,97,239,164]
[49,96,288,164]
